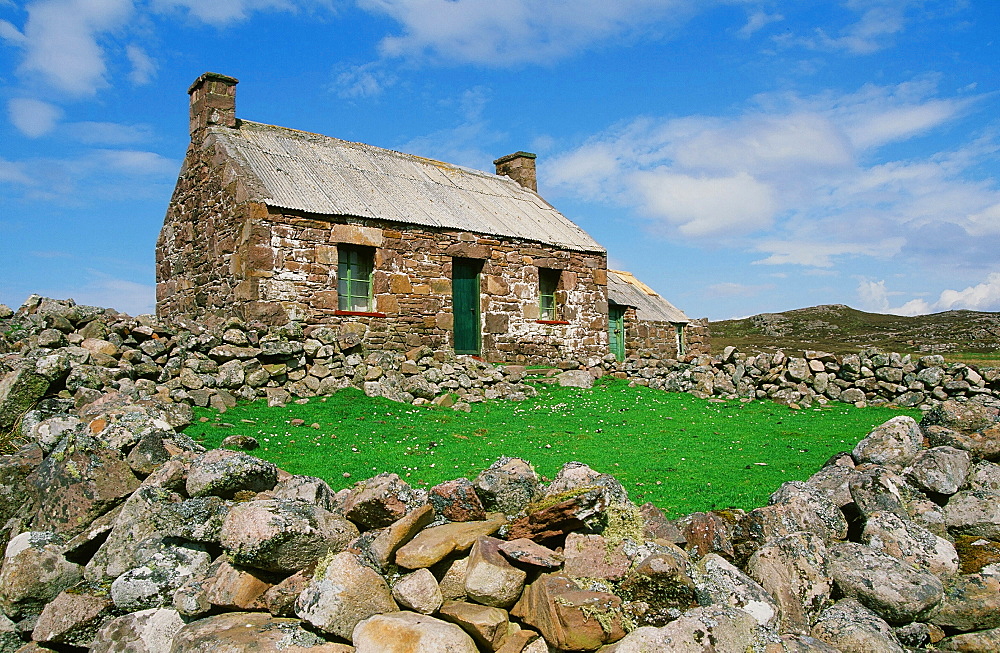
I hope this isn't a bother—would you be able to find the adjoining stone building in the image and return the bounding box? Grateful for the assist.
[606,270,702,360]
[157,73,699,364]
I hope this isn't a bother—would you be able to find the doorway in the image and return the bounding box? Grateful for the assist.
[609,304,625,361]
[452,258,482,355]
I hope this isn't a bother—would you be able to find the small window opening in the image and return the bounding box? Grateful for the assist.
[338,246,374,312]
[539,268,561,321]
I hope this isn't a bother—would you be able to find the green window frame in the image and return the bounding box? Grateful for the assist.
[539,268,560,320]
[338,246,373,312]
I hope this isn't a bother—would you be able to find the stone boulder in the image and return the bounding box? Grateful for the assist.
[600,605,775,653]
[827,542,943,624]
[905,446,971,496]
[342,472,425,529]
[930,571,1000,632]
[429,478,487,522]
[32,584,117,648]
[944,490,1000,539]
[935,626,1000,652]
[395,514,505,569]
[464,536,527,608]
[352,612,478,653]
[512,573,626,651]
[369,503,435,567]
[26,432,140,536]
[185,449,278,499]
[768,480,849,541]
[391,568,443,615]
[220,498,358,573]
[922,400,999,434]
[617,544,698,627]
[474,457,542,515]
[0,367,51,432]
[90,608,185,653]
[169,612,345,651]
[862,511,959,577]
[295,551,398,640]
[853,416,923,467]
[693,553,779,628]
[109,542,213,611]
[0,532,82,620]
[438,600,511,650]
[746,531,832,634]
[810,598,904,653]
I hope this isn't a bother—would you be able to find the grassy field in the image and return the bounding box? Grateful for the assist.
[184,379,920,518]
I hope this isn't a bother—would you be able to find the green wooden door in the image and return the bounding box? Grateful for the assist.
[452,258,481,355]
[609,304,625,361]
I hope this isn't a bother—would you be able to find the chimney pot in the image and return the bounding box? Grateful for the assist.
[188,72,239,139]
[493,151,537,192]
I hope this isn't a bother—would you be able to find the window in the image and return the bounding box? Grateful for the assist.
[338,246,373,312]
[675,324,686,358]
[539,268,561,321]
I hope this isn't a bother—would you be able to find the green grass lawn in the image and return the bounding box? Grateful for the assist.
[183,379,921,518]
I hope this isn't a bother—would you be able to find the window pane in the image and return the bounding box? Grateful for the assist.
[539,268,559,320]
[338,246,373,312]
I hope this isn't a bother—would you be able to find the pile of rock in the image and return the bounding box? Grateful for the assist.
[3,383,1000,650]
[4,298,997,435]
[603,346,1000,410]
[0,297,536,438]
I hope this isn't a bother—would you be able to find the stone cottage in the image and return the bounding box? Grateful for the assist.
[607,269,697,360]
[157,72,697,364]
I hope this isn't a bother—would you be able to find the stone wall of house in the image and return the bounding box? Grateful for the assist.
[685,317,711,357]
[257,209,611,366]
[621,312,711,361]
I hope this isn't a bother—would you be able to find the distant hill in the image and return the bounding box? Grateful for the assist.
[710,304,1000,365]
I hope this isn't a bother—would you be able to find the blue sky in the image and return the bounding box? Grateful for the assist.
[1,0,998,321]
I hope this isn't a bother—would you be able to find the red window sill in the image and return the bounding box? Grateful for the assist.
[335,310,387,317]
[536,320,570,325]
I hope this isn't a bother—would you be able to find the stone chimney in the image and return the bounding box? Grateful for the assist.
[188,72,239,139]
[493,151,537,192]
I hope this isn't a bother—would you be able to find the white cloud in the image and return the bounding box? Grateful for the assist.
[738,10,782,38]
[395,86,504,169]
[16,0,135,97]
[125,44,156,84]
[935,273,1000,312]
[92,149,178,176]
[332,62,396,98]
[359,0,695,65]
[783,0,921,55]
[7,97,63,137]
[546,78,999,274]
[631,170,777,237]
[0,157,33,185]
[755,238,905,268]
[860,273,1000,315]
[2,149,179,203]
[0,18,27,45]
[150,0,333,24]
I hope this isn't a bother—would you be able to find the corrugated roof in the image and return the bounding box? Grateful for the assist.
[607,269,689,324]
[210,121,605,253]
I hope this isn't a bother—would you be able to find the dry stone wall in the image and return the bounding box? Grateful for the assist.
[1,298,997,438]
[2,356,1000,650]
